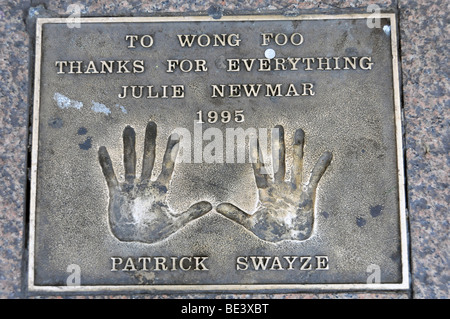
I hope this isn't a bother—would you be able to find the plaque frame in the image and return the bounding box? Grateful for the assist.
[28,13,408,293]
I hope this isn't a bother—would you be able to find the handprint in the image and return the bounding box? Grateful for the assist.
[98,122,212,243]
[216,126,332,242]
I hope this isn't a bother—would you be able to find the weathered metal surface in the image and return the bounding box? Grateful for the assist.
[29,15,407,292]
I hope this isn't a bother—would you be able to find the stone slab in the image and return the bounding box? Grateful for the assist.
[0,0,447,299]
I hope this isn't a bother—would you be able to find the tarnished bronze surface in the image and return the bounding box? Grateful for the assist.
[29,15,407,292]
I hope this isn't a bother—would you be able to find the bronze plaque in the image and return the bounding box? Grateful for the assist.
[29,14,408,292]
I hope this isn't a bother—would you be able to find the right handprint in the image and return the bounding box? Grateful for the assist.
[216,125,332,242]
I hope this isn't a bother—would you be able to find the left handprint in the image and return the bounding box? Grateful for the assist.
[98,121,212,243]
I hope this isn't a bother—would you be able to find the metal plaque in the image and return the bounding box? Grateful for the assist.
[29,14,408,292]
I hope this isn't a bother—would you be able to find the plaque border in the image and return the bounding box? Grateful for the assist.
[28,13,408,293]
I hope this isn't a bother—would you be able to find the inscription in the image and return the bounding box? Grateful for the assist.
[109,255,329,272]
[176,33,241,47]
[111,256,209,271]
[261,32,304,46]
[55,60,145,74]
[196,110,244,124]
[52,31,375,114]
[210,83,315,98]
[225,56,373,72]
[236,256,329,271]
[118,84,185,99]
[125,34,154,48]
